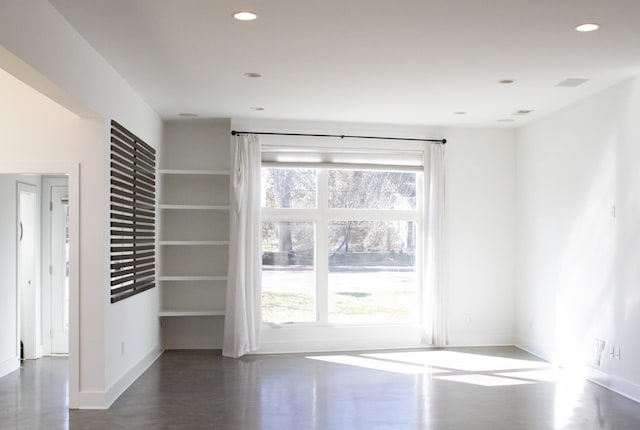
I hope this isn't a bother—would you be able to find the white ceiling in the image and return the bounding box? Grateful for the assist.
[49,0,640,128]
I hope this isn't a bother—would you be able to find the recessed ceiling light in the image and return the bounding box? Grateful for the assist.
[498,79,515,84]
[513,110,534,115]
[575,23,600,32]
[243,72,263,78]
[498,119,515,122]
[453,111,467,115]
[250,107,265,111]
[178,112,198,117]
[233,11,258,21]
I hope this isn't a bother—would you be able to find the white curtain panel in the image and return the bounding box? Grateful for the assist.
[424,142,448,346]
[223,134,262,358]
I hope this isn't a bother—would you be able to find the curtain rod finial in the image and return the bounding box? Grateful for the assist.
[441,139,447,144]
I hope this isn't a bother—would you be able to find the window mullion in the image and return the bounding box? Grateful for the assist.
[416,171,425,323]
[324,209,420,222]
[316,169,329,323]
[261,208,318,221]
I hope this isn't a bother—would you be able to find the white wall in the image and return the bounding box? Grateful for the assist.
[516,75,640,400]
[0,175,19,377]
[444,128,517,346]
[163,120,231,171]
[0,0,163,408]
[233,119,517,352]
[0,68,103,390]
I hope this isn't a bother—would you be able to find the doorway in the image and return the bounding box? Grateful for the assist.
[0,164,79,408]
[17,177,70,358]
[44,177,70,355]
[17,182,40,360]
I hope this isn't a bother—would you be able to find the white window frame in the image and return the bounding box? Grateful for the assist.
[261,168,424,326]
[258,138,428,353]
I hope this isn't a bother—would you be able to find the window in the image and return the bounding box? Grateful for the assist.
[261,165,422,324]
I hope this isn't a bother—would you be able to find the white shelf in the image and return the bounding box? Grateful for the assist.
[159,275,228,282]
[159,122,230,334]
[160,169,230,176]
[159,240,229,246]
[159,310,226,317]
[159,204,230,210]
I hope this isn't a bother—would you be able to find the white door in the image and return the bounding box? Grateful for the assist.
[50,186,69,354]
[18,183,39,360]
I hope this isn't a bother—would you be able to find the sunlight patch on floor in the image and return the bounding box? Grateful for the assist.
[496,369,565,383]
[362,350,552,372]
[306,355,451,375]
[434,374,535,387]
[306,350,566,387]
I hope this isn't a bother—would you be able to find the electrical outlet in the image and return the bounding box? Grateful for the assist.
[609,346,622,360]
[466,316,473,326]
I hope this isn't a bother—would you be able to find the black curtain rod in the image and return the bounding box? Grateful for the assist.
[231,130,446,144]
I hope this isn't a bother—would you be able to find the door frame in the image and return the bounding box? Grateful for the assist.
[42,176,69,356]
[0,161,79,408]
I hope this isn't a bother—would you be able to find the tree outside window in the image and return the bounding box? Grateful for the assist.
[261,167,421,324]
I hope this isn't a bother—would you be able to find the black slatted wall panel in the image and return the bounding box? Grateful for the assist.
[110,120,156,303]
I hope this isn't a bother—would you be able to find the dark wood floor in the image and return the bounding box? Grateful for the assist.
[2,347,640,429]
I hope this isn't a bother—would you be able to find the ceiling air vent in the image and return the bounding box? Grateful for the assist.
[513,110,534,116]
[555,78,589,87]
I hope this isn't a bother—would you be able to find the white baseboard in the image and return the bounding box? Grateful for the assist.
[258,327,518,355]
[33,344,43,359]
[448,334,516,347]
[76,391,110,410]
[514,337,557,363]
[77,347,163,409]
[515,336,640,405]
[585,366,640,404]
[0,356,20,378]
[258,324,425,355]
